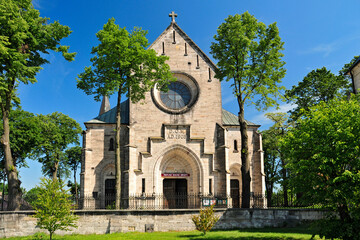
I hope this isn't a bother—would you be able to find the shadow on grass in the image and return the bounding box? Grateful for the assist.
[178,225,316,240]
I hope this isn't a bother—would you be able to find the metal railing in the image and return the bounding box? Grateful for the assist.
[76,192,267,210]
[0,192,323,211]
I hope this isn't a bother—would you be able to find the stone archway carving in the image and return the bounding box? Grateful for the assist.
[152,144,203,194]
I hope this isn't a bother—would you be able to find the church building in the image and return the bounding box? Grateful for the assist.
[80,12,265,209]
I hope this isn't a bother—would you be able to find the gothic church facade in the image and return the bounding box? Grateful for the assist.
[80,13,265,208]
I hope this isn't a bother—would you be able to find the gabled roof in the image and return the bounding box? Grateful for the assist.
[222,109,258,127]
[148,22,218,72]
[85,99,129,124]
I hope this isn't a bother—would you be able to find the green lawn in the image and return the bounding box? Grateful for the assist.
[3,226,322,240]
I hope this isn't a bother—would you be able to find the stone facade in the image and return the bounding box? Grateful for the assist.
[80,16,265,208]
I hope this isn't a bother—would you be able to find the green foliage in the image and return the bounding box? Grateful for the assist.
[0,0,75,210]
[285,67,350,121]
[23,186,41,208]
[77,18,174,209]
[192,205,220,235]
[34,113,82,180]
[34,178,78,240]
[0,109,42,167]
[282,96,360,239]
[210,12,286,208]
[67,181,80,198]
[0,0,75,101]
[210,12,286,110]
[77,18,174,102]
[339,55,359,76]
[262,113,292,207]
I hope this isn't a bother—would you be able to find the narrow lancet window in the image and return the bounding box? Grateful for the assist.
[162,42,165,55]
[109,138,114,151]
[142,178,146,193]
[208,68,212,82]
[234,140,238,151]
[184,43,188,56]
[173,30,176,44]
[196,55,200,69]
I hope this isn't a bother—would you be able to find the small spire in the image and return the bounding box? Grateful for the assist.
[99,95,110,115]
[169,11,178,23]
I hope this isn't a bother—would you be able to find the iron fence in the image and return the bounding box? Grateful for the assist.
[0,192,323,211]
[76,192,267,210]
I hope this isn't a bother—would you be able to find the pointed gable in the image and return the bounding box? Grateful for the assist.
[149,22,218,72]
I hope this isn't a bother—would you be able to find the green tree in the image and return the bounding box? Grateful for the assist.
[0,109,42,168]
[210,12,286,207]
[0,0,75,210]
[77,18,174,209]
[34,178,78,240]
[282,96,360,240]
[35,113,81,181]
[192,205,220,235]
[23,186,41,208]
[262,112,291,207]
[285,67,349,121]
[65,146,82,200]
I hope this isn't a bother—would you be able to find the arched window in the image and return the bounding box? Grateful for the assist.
[234,140,238,151]
[109,138,114,151]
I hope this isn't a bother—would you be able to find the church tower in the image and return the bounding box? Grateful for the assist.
[81,12,265,209]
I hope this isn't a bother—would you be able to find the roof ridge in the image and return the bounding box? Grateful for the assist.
[148,22,218,72]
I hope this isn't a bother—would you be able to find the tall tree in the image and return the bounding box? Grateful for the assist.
[286,67,350,121]
[262,112,290,207]
[65,146,82,201]
[77,18,174,209]
[282,96,360,240]
[0,0,75,210]
[210,12,286,207]
[35,113,81,181]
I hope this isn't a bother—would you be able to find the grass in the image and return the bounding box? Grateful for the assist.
[2,226,322,240]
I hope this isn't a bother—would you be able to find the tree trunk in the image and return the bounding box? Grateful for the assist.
[1,177,5,211]
[280,155,288,207]
[115,89,122,209]
[53,161,59,181]
[266,181,273,207]
[74,168,78,204]
[238,101,251,208]
[1,100,22,211]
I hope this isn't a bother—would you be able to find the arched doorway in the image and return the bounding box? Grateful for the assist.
[153,145,203,209]
[229,164,242,208]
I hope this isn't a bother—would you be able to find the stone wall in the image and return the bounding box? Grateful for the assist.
[0,209,326,238]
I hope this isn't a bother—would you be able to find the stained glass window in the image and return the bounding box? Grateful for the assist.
[160,82,191,110]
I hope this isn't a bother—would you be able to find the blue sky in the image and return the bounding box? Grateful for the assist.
[17,0,360,190]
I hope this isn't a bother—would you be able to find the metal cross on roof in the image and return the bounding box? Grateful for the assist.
[169,11,178,23]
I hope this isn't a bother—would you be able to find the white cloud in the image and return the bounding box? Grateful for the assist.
[249,103,296,129]
[299,34,360,57]
[32,0,41,9]
[222,94,236,105]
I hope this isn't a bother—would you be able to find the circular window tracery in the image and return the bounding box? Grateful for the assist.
[151,72,199,114]
[160,82,191,110]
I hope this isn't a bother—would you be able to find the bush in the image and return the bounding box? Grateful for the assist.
[192,205,220,235]
[34,178,78,240]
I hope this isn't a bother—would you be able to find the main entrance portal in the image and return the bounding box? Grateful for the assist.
[163,179,187,209]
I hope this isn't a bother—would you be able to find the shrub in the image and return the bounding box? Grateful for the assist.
[192,205,220,235]
[34,178,78,240]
